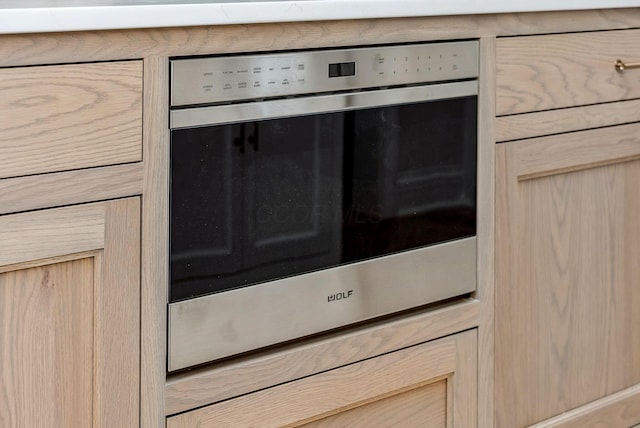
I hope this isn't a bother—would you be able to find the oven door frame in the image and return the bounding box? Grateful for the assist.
[168,80,478,372]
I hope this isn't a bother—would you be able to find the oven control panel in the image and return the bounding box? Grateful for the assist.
[170,40,478,107]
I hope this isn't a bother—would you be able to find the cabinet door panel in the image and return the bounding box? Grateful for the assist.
[0,259,93,428]
[495,125,640,427]
[0,198,140,427]
[167,330,477,428]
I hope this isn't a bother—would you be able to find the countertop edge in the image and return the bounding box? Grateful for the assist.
[0,1,639,35]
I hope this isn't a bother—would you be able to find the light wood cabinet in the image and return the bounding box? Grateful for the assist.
[0,61,142,179]
[496,29,640,115]
[495,26,640,426]
[0,9,638,428]
[0,198,140,427]
[167,330,477,428]
[495,122,640,427]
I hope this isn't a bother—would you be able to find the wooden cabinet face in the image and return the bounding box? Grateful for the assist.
[0,199,140,427]
[299,379,448,428]
[166,330,477,428]
[496,29,640,115]
[0,61,142,180]
[0,259,94,427]
[495,124,640,427]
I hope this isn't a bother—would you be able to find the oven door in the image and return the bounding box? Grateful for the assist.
[168,80,478,371]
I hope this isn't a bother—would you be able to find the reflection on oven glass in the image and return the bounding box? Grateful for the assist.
[170,97,476,302]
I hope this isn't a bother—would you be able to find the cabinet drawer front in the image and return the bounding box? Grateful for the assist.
[166,330,477,428]
[497,29,640,115]
[0,61,142,179]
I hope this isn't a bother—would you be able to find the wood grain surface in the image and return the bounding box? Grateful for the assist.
[476,36,497,428]
[167,330,476,428]
[496,29,640,115]
[531,383,640,427]
[496,135,640,426]
[301,380,447,428]
[509,122,640,181]
[0,61,142,179]
[0,259,94,428]
[0,163,143,215]
[0,198,140,427]
[0,203,105,268]
[95,198,140,427]
[141,55,171,428]
[496,99,640,142]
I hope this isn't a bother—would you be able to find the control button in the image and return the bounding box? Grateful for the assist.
[297,64,305,70]
[253,67,262,74]
[238,82,247,89]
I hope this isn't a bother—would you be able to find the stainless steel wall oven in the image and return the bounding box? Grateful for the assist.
[168,41,479,371]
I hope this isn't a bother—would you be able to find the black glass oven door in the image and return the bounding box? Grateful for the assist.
[171,113,344,301]
[170,95,476,302]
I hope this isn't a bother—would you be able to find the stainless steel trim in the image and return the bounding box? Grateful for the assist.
[170,40,479,106]
[170,80,478,129]
[168,236,476,371]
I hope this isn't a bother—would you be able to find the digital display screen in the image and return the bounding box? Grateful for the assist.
[328,61,356,78]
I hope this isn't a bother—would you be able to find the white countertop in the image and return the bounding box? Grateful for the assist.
[1,0,639,35]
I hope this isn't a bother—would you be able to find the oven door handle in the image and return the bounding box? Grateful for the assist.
[170,80,477,129]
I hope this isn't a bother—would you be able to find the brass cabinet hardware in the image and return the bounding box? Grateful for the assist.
[615,59,640,72]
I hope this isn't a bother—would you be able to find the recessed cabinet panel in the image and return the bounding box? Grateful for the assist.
[0,259,94,428]
[0,199,140,427]
[496,125,640,427]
